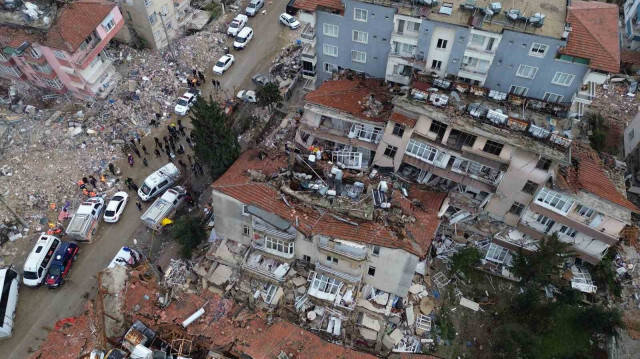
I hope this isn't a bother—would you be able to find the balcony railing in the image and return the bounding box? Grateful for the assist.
[241,263,286,283]
[252,241,295,260]
[315,262,362,283]
[252,223,296,240]
[302,43,316,60]
[301,23,315,40]
[459,66,488,76]
[317,237,367,261]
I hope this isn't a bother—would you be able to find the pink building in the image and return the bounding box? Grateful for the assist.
[0,0,124,100]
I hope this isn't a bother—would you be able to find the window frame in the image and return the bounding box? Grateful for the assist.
[392,123,405,137]
[558,225,577,238]
[326,255,339,263]
[148,13,158,25]
[536,188,575,214]
[383,145,398,158]
[470,34,485,45]
[551,72,575,87]
[482,140,504,156]
[352,30,368,44]
[509,85,528,96]
[521,180,538,195]
[516,64,538,79]
[323,44,338,57]
[323,23,339,38]
[242,225,250,236]
[509,202,525,216]
[431,60,442,70]
[536,157,552,171]
[53,50,66,59]
[323,62,338,74]
[351,50,367,63]
[543,92,564,103]
[144,0,152,6]
[354,8,368,22]
[436,38,448,49]
[368,266,376,277]
[529,43,549,57]
[372,245,380,256]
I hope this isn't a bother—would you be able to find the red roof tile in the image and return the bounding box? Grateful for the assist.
[304,78,393,123]
[390,111,417,127]
[393,189,447,254]
[293,0,343,12]
[560,143,638,212]
[0,0,115,52]
[621,49,640,66]
[563,1,620,73]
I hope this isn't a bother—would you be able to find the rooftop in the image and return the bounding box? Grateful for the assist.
[562,1,620,73]
[556,143,639,212]
[0,0,115,52]
[304,77,393,123]
[293,0,344,12]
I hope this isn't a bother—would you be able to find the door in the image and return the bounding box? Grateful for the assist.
[486,37,495,51]
[397,19,405,34]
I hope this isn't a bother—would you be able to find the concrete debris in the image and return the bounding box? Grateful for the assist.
[208,264,233,286]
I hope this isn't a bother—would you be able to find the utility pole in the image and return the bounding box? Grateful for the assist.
[157,11,176,63]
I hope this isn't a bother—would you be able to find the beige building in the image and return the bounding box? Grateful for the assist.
[116,0,178,49]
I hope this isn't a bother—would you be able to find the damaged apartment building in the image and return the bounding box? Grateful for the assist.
[294,76,637,290]
[208,148,447,354]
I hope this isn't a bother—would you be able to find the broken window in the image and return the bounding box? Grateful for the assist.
[429,120,448,141]
[368,266,376,276]
[482,140,504,156]
[302,255,311,262]
[536,157,552,171]
[446,129,476,149]
[243,225,250,236]
[485,243,510,263]
[383,145,398,158]
[575,204,595,218]
[521,180,538,195]
[392,123,405,137]
[326,255,338,263]
[508,202,525,216]
[311,273,340,294]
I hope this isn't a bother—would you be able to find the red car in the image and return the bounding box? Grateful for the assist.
[45,242,79,288]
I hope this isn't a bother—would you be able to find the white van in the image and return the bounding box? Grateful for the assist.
[22,234,61,287]
[233,27,254,50]
[138,163,181,202]
[0,267,19,340]
[140,186,187,232]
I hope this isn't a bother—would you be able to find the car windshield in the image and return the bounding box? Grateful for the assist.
[23,271,37,280]
[112,196,123,202]
[230,22,239,28]
[49,266,62,276]
[289,18,296,23]
[141,183,151,195]
[236,36,247,43]
[216,60,225,67]
[105,210,115,217]
[248,3,256,8]
[177,99,188,106]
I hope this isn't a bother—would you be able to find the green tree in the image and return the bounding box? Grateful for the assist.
[589,129,606,152]
[256,82,283,110]
[511,233,570,285]
[491,323,540,359]
[172,216,207,258]
[451,246,482,279]
[592,254,622,297]
[190,96,240,179]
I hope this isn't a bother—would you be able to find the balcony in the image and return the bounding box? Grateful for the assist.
[386,73,411,85]
[242,252,290,283]
[402,154,497,193]
[451,159,503,186]
[301,23,316,42]
[464,45,496,57]
[315,262,362,283]
[317,237,367,261]
[252,239,295,260]
[572,82,595,105]
[81,56,113,85]
[252,222,296,240]
[458,65,488,77]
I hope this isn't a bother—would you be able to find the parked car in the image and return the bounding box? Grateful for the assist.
[251,74,271,86]
[213,54,235,75]
[66,197,105,242]
[286,0,298,15]
[103,191,129,223]
[237,90,257,103]
[233,27,254,50]
[45,242,79,288]
[174,90,199,116]
[245,0,263,16]
[227,14,248,36]
[279,13,300,30]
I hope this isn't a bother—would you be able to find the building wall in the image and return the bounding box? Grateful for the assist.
[366,246,417,297]
[372,118,412,169]
[211,191,253,246]
[484,30,588,102]
[418,21,468,78]
[624,111,640,164]
[119,0,177,50]
[316,0,395,83]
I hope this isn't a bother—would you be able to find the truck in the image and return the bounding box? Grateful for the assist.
[140,186,187,232]
[0,267,19,340]
[65,197,105,242]
[138,163,181,202]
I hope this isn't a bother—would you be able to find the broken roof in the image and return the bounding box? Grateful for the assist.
[556,143,638,212]
[304,78,393,123]
[390,111,418,127]
[563,1,620,73]
[293,0,343,12]
[393,189,447,254]
[0,0,116,52]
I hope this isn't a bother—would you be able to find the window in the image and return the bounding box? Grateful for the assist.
[323,23,339,37]
[53,50,66,59]
[326,255,338,263]
[463,56,478,66]
[28,47,41,58]
[103,17,116,32]
[394,42,416,55]
[509,85,528,96]
[558,225,577,238]
[529,43,548,57]
[153,30,162,41]
[551,72,575,86]
[536,157,551,171]
[352,30,368,44]
[384,145,397,158]
[429,120,448,139]
[470,34,485,45]
[372,245,380,256]
[242,205,250,216]
[40,77,63,89]
[516,64,537,79]
[521,180,538,195]
[409,21,420,32]
[243,225,249,236]
[536,188,575,214]
[323,44,338,57]
[351,50,366,63]
[302,255,311,262]
[536,214,555,230]
[482,140,504,156]
[368,266,376,276]
[543,92,563,103]
[161,4,168,15]
[509,202,525,216]
[436,38,448,49]
[166,21,173,30]
[392,123,405,137]
[406,139,447,165]
[311,273,340,294]
[266,237,294,255]
[629,128,635,141]
[144,0,152,5]
[485,243,509,264]
[575,204,595,218]
[431,60,442,70]
[30,63,52,74]
[354,8,368,22]
[323,62,338,74]
[149,13,157,25]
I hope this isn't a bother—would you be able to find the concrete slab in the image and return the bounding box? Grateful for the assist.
[291,276,307,287]
[208,264,233,286]
[459,297,480,311]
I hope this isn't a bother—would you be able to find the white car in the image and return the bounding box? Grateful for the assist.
[227,14,248,36]
[103,192,129,223]
[237,90,257,103]
[174,90,198,116]
[279,13,300,30]
[213,54,235,75]
[245,0,263,16]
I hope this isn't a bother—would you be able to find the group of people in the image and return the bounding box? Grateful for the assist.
[77,174,106,197]
[188,68,206,88]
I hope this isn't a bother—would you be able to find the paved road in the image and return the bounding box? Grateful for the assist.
[0,1,289,357]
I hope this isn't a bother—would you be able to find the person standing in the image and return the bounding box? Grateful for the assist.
[164,144,171,155]
[154,137,161,148]
[136,201,142,211]
[154,148,161,158]
[198,70,205,82]
[142,145,148,155]
[108,163,116,175]
[133,147,141,158]
[143,158,148,167]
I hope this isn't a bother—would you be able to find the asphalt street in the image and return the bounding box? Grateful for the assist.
[0,1,290,357]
